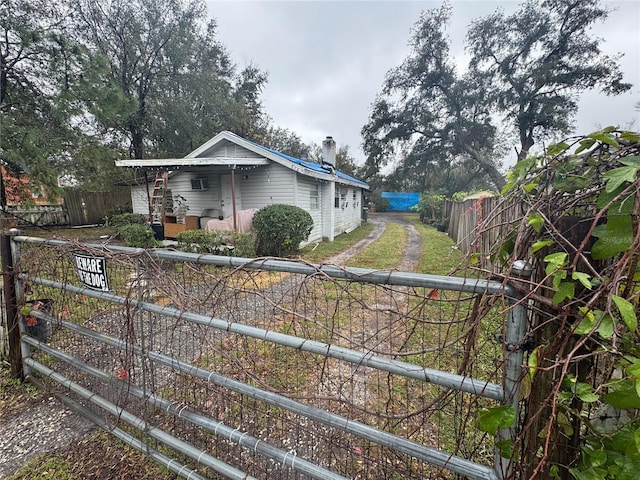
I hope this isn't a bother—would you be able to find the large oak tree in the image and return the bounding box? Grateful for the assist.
[73,0,267,160]
[467,0,631,161]
[362,4,504,193]
[363,0,631,193]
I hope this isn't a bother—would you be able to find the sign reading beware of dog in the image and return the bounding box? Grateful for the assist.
[74,254,109,291]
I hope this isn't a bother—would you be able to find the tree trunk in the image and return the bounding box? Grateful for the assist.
[129,97,146,159]
[464,145,506,191]
[522,216,595,478]
[0,52,7,106]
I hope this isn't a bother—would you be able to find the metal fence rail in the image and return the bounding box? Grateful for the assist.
[12,235,527,480]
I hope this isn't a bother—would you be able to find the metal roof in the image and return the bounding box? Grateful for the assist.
[244,138,369,189]
[116,131,369,190]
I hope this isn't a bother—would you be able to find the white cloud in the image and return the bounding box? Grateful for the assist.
[208,0,640,165]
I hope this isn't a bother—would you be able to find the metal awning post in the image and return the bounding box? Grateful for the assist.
[144,170,152,219]
[231,165,237,232]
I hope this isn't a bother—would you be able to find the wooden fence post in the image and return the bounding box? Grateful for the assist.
[0,220,21,378]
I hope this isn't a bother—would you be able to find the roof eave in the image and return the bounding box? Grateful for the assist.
[115,157,270,168]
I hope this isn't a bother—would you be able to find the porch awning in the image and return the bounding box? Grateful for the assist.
[115,157,270,168]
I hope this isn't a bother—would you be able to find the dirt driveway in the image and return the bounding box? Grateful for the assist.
[328,212,421,272]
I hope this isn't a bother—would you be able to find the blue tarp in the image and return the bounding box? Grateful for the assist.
[381,192,420,212]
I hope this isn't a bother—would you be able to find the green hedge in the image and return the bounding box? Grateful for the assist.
[253,204,313,257]
[105,212,147,227]
[176,229,255,257]
[117,224,159,248]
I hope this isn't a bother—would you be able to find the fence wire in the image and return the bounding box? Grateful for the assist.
[16,238,515,480]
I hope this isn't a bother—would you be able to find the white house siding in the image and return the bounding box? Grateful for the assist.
[237,164,295,208]
[296,176,324,244]
[333,186,362,236]
[131,184,150,215]
[208,140,265,159]
[129,172,222,217]
[174,172,221,217]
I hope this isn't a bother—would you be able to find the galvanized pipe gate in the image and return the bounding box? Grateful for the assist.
[6,233,529,479]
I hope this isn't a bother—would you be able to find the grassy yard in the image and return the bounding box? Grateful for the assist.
[298,221,375,263]
[346,221,407,269]
[405,213,464,275]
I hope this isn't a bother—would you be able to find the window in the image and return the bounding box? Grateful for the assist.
[335,188,340,208]
[191,177,209,190]
[310,185,319,209]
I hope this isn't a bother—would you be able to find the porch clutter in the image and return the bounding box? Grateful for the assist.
[204,208,258,233]
[163,214,199,239]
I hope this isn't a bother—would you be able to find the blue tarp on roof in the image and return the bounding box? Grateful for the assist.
[382,192,421,212]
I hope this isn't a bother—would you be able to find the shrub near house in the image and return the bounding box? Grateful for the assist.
[253,204,313,257]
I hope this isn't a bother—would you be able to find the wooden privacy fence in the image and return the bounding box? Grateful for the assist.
[63,191,132,226]
[445,197,522,261]
[1,191,131,227]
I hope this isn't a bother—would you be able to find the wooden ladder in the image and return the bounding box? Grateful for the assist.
[150,171,169,223]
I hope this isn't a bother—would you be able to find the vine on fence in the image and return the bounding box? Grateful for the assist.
[469,128,640,479]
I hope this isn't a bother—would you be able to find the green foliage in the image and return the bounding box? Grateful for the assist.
[362,3,504,192]
[117,224,159,248]
[569,422,640,480]
[413,192,445,223]
[176,230,255,258]
[70,0,270,159]
[363,0,630,194]
[367,191,390,212]
[104,213,147,227]
[0,1,85,191]
[467,0,630,161]
[263,126,313,160]
[253,204,313,257]
[485,128,640,478]
[1,0,270,187]
[476,405,516,436]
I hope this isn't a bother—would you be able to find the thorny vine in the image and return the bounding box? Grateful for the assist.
[466,128,640,479]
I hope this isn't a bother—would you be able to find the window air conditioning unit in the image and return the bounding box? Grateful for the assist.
[191,177,209,191]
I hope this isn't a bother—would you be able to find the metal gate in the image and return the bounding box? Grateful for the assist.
[7,233,528,480]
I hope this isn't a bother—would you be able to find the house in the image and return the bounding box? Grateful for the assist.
[115,131,369,243]
[0,165,62,206]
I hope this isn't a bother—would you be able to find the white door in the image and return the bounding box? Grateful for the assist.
[220,174,241,217]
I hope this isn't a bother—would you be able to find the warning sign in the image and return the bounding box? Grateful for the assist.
[74,254,109,291]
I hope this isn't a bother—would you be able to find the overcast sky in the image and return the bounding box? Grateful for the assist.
[207,0,640,167]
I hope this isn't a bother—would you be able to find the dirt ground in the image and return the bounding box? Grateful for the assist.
[0,213,421,478]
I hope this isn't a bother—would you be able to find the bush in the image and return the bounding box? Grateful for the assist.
[104,203,133,219]
[117,224,159,248]
[176,230,255,257]
[367,191,390,212]
[105,212,147,227]
[253,204,313,257]
[231,232,256,258]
